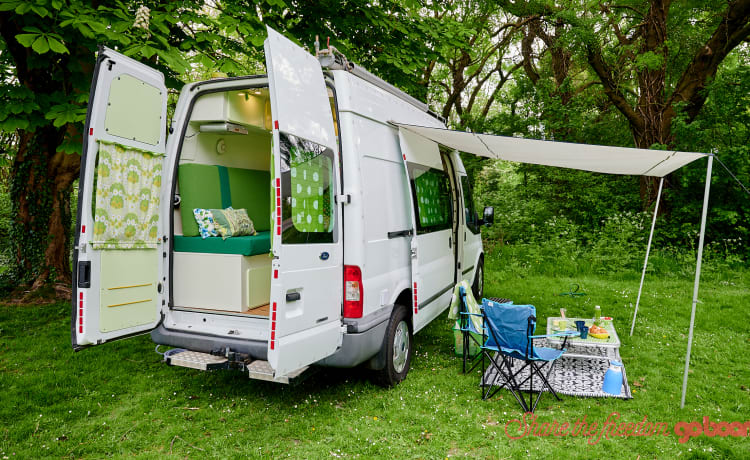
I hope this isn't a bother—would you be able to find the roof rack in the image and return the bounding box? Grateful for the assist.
[315,37,445,124]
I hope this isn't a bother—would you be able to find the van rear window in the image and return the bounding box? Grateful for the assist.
[279,132,336,244]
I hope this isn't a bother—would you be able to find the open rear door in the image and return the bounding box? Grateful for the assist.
[398,129,456,332]
[72,47,168,349]
[265,27,343,376]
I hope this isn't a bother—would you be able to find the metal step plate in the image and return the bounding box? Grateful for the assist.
[247,360,308,384]
[167,350,228,371]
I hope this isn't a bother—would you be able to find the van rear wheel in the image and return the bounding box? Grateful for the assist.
[374,305,412,387]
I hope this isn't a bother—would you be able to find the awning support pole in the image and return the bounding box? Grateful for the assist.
[681,155,713,409]
[630,177,664,336]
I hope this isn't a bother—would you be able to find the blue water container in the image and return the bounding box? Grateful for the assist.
[602,360,623,395]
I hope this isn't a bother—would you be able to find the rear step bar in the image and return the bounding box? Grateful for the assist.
[163,349,308,384]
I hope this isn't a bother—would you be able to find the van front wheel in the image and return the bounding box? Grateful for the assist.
[374,305,412,387]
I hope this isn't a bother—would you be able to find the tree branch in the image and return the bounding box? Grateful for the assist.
[666,0,750,121]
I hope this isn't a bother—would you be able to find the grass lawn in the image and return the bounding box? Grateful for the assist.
[1,254,748,459]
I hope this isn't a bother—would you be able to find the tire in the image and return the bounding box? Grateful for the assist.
[373,305,413,387]
[472,258,484,300]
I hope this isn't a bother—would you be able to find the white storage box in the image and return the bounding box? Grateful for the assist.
[173,252,271,312]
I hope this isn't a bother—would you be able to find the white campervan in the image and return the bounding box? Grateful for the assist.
[71,27,493,385]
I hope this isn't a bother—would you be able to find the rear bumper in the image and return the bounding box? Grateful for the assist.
[151,324,268,360]
[151,306,392,369]
[317,314,389,369]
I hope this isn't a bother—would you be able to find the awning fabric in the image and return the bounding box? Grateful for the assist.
[392,123,708,177]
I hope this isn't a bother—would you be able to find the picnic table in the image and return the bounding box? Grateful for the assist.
[546,317,621,360]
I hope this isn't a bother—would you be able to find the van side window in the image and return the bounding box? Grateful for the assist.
[408,164,452,234]
[279,132,336,244]
[460,175,480,234]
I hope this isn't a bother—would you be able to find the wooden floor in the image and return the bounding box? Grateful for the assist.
[245,304,270,316]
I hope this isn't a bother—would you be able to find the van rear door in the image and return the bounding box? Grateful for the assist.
[264,27,343,377]
[72,48,168,349]
[398,129,456,332]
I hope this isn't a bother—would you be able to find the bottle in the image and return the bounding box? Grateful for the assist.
[602,360,623,395]
[594,305,601,326]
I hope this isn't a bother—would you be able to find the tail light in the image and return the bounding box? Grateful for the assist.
[343,265,363,318]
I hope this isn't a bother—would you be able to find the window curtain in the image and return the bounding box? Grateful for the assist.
[91,140,163,249]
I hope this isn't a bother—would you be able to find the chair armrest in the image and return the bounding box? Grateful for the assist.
[459,312,483,317]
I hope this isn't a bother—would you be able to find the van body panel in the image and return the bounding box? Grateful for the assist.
[72,47,168,348]
[265,27,344,377]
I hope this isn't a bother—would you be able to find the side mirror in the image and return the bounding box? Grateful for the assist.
[482,206,494,226]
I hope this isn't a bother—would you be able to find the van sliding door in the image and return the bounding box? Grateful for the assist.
[265,27,343,377]
[72,48,168,349]
[398,129,456,333]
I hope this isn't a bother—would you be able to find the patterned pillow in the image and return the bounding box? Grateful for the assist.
[193,208,218,239]
[211,207,256,239]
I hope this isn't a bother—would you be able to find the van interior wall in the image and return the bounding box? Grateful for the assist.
[171,90,273,316]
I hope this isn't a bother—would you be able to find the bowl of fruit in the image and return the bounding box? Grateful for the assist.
[589,324,609,339]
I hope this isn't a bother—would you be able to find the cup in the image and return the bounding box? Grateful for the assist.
[558,319,568,331]
[579,326,589,339]
[575,320,586,331]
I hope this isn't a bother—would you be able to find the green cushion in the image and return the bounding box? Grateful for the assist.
[178,164,222,237]
[226,167,271,232]
[173,232,271,256]
[178,164,271,236]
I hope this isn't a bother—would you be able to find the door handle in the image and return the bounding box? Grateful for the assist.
[448,236,452,249]
[286,292,301,302]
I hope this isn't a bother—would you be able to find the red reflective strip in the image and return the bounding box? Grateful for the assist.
[271,331,275,341]
[81,225,86,234]
[89,128,93,136]
[79,325,83,333]
[79,292,83,300]
[276,198,281,207]
[274,120,279,130]
[276,178,280,188]
[272,310,276,321]
[79,300,83,308]
[403,154,406,161]
[270,341,275,350]
[273,269,278,279]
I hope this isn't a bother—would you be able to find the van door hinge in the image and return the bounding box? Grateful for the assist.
[335,194,351,204]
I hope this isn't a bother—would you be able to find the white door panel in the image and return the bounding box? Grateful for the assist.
[264,27,337,151]
[398,129,456,332]
[459,174,482,283]
[72,47,167,349]
[265,27,343,377]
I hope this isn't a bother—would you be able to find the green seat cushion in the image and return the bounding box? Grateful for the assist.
[173,232,271,256]
[226,167,271,232]
[178,164,222,237]
[178,163,271,237]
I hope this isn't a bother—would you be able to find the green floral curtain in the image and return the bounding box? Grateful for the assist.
[92,140,163,249]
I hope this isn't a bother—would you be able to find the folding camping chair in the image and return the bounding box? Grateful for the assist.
[479,300,578,413]
[456,285,485,374]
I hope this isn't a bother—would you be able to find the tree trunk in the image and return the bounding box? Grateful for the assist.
[10,126,79,295]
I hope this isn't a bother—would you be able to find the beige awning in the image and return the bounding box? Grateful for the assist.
[392,123,709,177]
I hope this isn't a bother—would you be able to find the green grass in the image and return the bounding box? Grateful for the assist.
[1,255,748,459]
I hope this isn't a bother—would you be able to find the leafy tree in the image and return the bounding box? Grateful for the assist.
[0,0,262,295]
